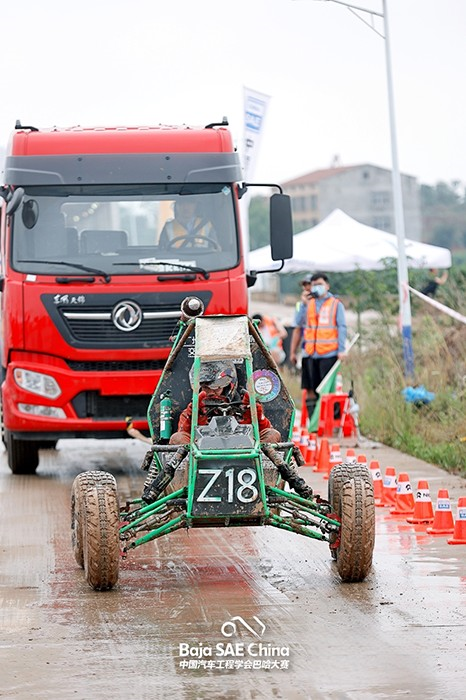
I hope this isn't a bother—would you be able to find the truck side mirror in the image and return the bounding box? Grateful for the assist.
[270,193,293,261]
[246,273,257,288]
[6,187,25,215]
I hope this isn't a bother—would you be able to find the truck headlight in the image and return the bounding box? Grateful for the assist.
[14,369,61,399]
[18,403,66,419]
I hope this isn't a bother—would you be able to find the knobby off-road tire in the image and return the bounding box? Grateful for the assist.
[328,462,371,560]
[71,471,120,591]
[328,462,375,582]
[71,471,103,568]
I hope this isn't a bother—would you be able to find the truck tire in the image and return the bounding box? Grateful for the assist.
[5,430,40,474]
[328,463,375,581]
[75,471,120,591]
[37,440,58,450]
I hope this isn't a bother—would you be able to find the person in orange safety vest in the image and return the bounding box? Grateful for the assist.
[289,272,347,420]
[252,313,288,366]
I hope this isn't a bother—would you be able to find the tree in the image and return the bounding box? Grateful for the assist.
[248,196,269,250]
[421,180,466,251]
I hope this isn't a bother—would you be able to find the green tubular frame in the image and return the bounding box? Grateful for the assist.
[120,481,341,551]
[121,318,341,550]
[265,486,341,540]
[186,353,269,518]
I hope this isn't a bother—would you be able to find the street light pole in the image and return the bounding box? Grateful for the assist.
[382,0,414,378]
[308,0,415,378]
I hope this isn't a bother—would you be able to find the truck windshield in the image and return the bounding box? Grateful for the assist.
[11,184,240,276]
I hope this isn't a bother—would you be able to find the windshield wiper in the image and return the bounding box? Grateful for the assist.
[18,260,111,283]
[114,261,210,280]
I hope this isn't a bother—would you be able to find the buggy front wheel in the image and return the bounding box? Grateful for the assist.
[71,471,120,590]
[329,463,375,582]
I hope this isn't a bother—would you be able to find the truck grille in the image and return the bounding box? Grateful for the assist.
[41,291,212,349]
[72,392,153,420]
[62,305,179,346]
[66,359,166,372]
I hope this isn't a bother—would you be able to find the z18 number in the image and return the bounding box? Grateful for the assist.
[197,468,258,503]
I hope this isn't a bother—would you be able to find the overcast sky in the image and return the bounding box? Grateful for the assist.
[1,0,465,187]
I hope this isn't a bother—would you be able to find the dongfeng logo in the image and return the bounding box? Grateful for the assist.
[112,300,143,332]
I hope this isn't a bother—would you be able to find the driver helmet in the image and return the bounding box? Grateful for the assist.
[189,361,238,400]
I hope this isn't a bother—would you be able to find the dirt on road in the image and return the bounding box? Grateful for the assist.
[1,437,465,700]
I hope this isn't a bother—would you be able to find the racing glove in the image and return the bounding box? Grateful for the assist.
[241,392,272,431]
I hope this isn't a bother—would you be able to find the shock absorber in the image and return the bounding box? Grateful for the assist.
[142,445,189,504]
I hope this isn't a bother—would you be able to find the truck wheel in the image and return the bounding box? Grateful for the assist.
[4,430,40,474]
[74,471,120,591]
[329,466,375,582]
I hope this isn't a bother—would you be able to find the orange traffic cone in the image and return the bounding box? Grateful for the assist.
[381,466,397,508]
[300,390,308,428]
[299,428,309,459]
[426,489,455,535]
[314,438,330,474]
[406,480,434,524]
[305,433,318,467]
[345,448,356,465]
[314,440,320,467]
[369,460,384,505]
[390,472,415,516]
[323,443,342,480]
[357,454,367,466]
[447,497,466,545]
[292,425,300,447]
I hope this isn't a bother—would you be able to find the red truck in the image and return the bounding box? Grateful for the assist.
[0,119,292,473]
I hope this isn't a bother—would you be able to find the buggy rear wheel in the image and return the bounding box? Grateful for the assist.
[328,463,375,582]
[71,471,120,590]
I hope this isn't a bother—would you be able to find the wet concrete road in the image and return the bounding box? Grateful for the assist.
[0,438,465,700]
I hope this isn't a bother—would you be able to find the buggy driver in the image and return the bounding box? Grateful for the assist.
[169,360,281,445]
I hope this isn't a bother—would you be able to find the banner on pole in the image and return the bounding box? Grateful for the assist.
[308,333,360,433]
[308,361,339,433]
[242,87,271,181]
[242,87,271,265]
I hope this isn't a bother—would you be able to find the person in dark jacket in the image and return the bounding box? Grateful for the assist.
[420,269,448,298]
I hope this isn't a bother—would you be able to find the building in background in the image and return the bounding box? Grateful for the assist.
[282,163,422,241]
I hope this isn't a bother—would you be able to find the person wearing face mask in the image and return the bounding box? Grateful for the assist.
[290,272,347,420]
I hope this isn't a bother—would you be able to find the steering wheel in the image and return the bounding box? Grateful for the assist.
[165,233,221,252]
[203,399,243,417]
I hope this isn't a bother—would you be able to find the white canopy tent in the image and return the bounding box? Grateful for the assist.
[248,209,452,273]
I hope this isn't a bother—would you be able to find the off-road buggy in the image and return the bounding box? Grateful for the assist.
[71,298,375,590]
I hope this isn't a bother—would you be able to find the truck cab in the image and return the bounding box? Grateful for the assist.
[0,120,292,473]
